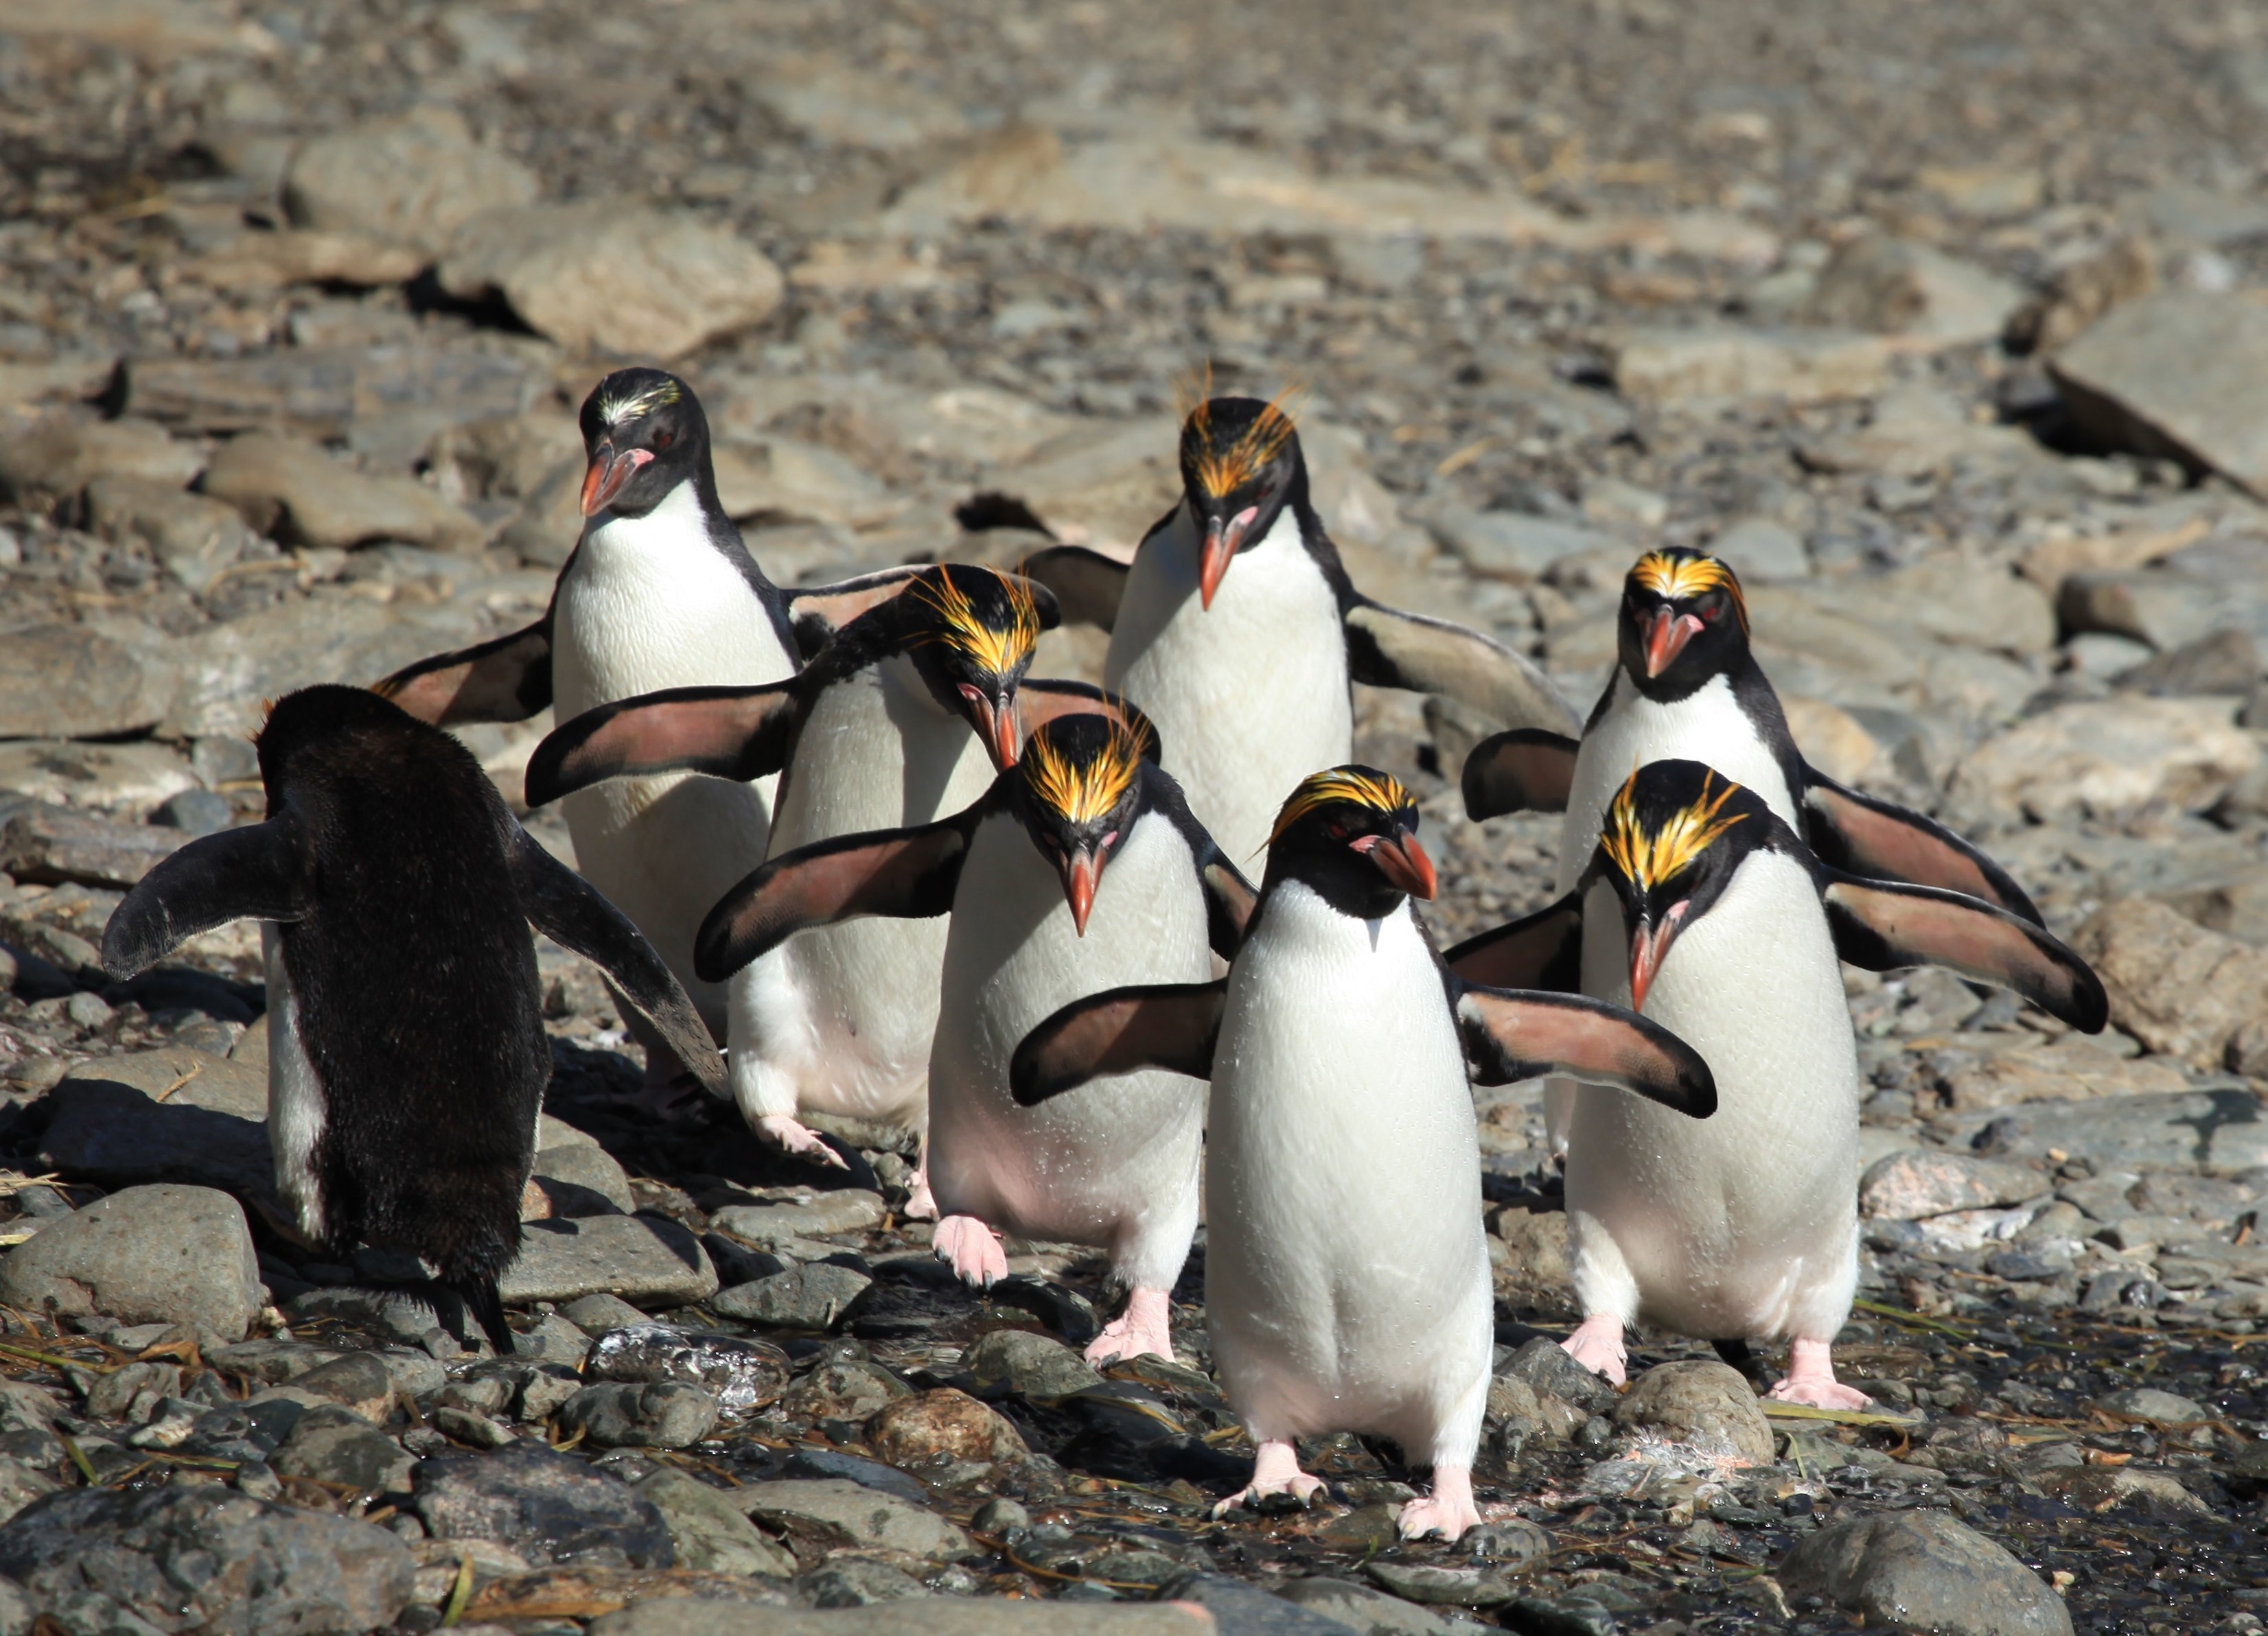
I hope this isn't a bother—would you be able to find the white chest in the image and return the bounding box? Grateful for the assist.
[1105,506,1352,865]
[770,656,992,853]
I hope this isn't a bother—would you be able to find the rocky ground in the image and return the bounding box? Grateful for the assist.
[3,0,2268,1631]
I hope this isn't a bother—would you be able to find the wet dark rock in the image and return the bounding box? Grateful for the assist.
[586,1323,790,1414]
[1364,1561,1516,1608]
[0,1182,260,1340]
[590,1597,1200,1635]
[498,1215,719,1307]
[411,1442,674,1569]
[713,1261,875,1329]
[1782,1510,2074,1635]
[732,1477,977,1561]
[778,1446,934,1505]
[1502,1336,1617,1415]
[635,1466,798,1576]
[275,1403,416,1492]
[802,1558,929,1606]
[780,1355,911,1421]
[555,1382,720,1449]
[2093,1386,2210,1426]
[1612,1359,1774,1462]
[1159,1574,1354,1634]
[1277,1576,1464,1635]
[866,1387,1028,1468]
[966,1328,1104,1401]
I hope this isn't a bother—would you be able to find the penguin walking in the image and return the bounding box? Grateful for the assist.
[1023,395,1575,866]
[100,686,724,1351]
[1011,767,1715,1539]
[376,368,922,1068]
[695,710,1254,1365]
[1446,760,2105,1405]
[524,565,1109,1200]
[1458,545,2049,1152]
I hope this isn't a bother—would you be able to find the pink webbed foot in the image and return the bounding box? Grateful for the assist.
[901,1149,938,1221]
[1212,1438,1325,1519]
[1768,1337,1873,1410]
[1085,1287,1175,1365]
[753,1113,850,1169]
[931,1215,1007,1289]
[1397,1464,1481,1541]
[1562,1313,1628,1385]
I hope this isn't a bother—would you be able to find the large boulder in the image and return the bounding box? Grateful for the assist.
[0,1183,262,1340]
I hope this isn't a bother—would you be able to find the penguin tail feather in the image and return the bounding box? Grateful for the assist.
[453,1277,515,1356]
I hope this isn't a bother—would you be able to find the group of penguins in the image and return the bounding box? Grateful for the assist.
[97,368,2113,1543]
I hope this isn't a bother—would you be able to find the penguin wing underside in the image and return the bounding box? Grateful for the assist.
[1460,728,1580,820]
[1343,601,1581,736]
[695,815,972,983]
[373,620,553,725]
[1453,986,1717,1117]
[525,683,800,807]
[100,817,311,979]
[1820,875,2107,1034]
[1008,979,1227,1107]
[1442,896,1584,992]
[1199,857,1260,958]
[1020,546,1131,631]
[783,566,932,659]
[1803,771,2044,925]
[502,823,726,1093]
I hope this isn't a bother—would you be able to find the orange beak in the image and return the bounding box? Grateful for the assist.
[1628,908,1685,1012]
[1353,830,1437,900]
[580,443,653,517]
[1643,607,1706,678]
[1060,848,1102,936]
[1199,506,1259,610]
[960,686,1021,771]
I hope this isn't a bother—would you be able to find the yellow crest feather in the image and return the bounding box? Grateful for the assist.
[912,565,1041,679]
[1267,767,1415,849]
[1185,386,1305,500]
[1019,715,1144,826]
[1599,769,1748,893]
[1628,550,1748,633]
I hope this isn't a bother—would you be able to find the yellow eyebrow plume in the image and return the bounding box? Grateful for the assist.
[1020,716,1144,826]
[1628,550,1748,633]
[1599,769,1748,892]
[1267,767,1414,848]
[1185,386,1304,499]
[913,565,1041,679]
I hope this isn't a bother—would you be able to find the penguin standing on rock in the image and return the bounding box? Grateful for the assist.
[1012,767,1715,1539]
[376,368,922,1074]
[695,709,1254,1366]
[1446,760,2105,1406]
[524,565,1111,1201]
[100,686,725,1352]
[1023,395,1577,866]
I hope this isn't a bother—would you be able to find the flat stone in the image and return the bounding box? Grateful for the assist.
[498,1215,718,1307]
[864,1387,1027,1468]
[709,1190,888,1243]
[0,1182,260,1340]
[1162,1574,1363,1633]
[413,1442,674,1569]
[780,1356,911,1422]
[275,1403,416,1493]
[749,57,969,151]
[2071,897,2268,1069]
[557,1382,719,1450]
[586,1324,790,1415]
[1949,697,2259,821]
[180,228,428,291]
[635,1467,797,1577]
[1612,1360,1773,1464]
[2035,1465,2210,1515]
[0,1484,413,1635]
[0,740,197,822]
[1781,1510,2073,1636]
[1860,1151,2052,1221]
[285,106,539,256]
[1974,1090,2268,1175]
[1783,696,1884,786]
[0,1455,56,1526]
[533,1143,635,1213]
[590,1599,1203,1636]
[1707,515,1809,581]
[1917,1034,2192,1113]
[125,347,539,441]
[800,1558,930,1607]
[731,1477,977,1562]
[712,1263,875,1330]
[0,414,200,504]
[1803,235,2025,347]
[0,799,178,889]
[1426,508,1616,582]
[201,430,485,553]
[0,622,174,741]
[562,1294,648,1335]
[1277,1576,1463,1635]
[965,1329,1104,1402]
[1362,1561,1516,1609]
[439,201,784,360]
[2051,292,2268,498]
[2061,566,2235,653]
[2094,1386,2211,1426]
[1612,325,1892,406]
[91,472,262,593]
[39,1047,275,1200]
[288,1351,398,1421]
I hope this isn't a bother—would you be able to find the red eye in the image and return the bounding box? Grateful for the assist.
[653,430,675,450]
[1326,821,1349,841]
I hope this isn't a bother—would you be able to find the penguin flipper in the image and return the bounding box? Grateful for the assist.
[373,620,553,725]
[695,817,971,983]
[1014,681,1165,764]
[1443,896,1583,991]
[1199,856,1259,958]
[1820,875,2107,1033]
[502,825,728,1094]
[783,566,932,659]
[1453,985,1717,1117]
[100,818,310,979]
[1343,600,1581,735]
[1460,729,1580,820]
[1020,546,1131,631]
[526,683,800,806]
[1802,771,2044,925]
[1008,979,1227,1106]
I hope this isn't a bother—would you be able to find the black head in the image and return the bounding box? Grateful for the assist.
[577,369,710,519]
[255,685,429,807]
[1010,708,1160,936]
[1262,765,1436,920]
[901,565,1050,773]
[1589,759,1776,1009]
[1178,394,1306,609]
[1617,549,1750,701]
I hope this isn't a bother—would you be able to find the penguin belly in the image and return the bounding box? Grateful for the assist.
[1205,885,1492,1469]
[552,484,795,1032]
[1107,508,1351,868]
[1564,850,1861,1345]
[928,812,1213,1289]
[729,660,995,1131]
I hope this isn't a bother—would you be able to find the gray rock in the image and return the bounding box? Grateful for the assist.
[0,739,196,819]
[152,788,235,837]
[586,1324,791,1414]
[285,106,539,255]
[1612,1360,1773,1463]
[1426,508,1614,582]
[2061,567,2231,653]
[0,1182,260,1340]
[556,1381,720,1449]
[1781,1510,2073,1636]
[0,414,201,504]
[780,1355,911,1422]
[0,1456,56,1526]
[1612,325,1892,406]
[713,1262,875,1329]
[561,1292,647,1335]
[0,1484,414,1635]
[124,347,539,442]
[86,474,256,594]
[38,1047,274,1200]
[498,1214,719,1306]
[1363,1561,1515,1609]
[531,1143,635,1213]
[732,1477,978,1561]
[965,1329,1104,1402]
[288,1351,397,1419]
[1707,515,1809,581]
[1802,235,2026,347]
[200,430,485,553]
[2118,629,2263,699]
[1950,697,2258,821]
[0,799,180,889]
[636,1466,798,1576]
[0,623,174,740]
[2070,897,2268,1070]
[1977,1087,2268,1173]
[511,1311,592,1364]
[2050,292,2268,499]
[802,1558,931,1607]
[275,1404,416,1493]
[590,1599,1200,1636]
[709,1190,888,1243]
[439,200,785,360]
[1278,1576,1463,1635]
[1860,1151,2050,1221]
[2093,1386,2210,1426]
[1159,1575,1354,1633]
[411,1441,674,1568]
[1503,1335,1617,1415]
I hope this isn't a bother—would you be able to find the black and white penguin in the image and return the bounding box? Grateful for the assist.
[1022,395,1576,865]
[524,565,1111,1202]
[375,368,922,1058]
[99,686,724,1351]
[1011,767,1714,1539]
[1446,759,2105,1405]
[695,709,1254,1365]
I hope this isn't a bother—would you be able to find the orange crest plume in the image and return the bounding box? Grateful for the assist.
[1599,767,1748,893]
[912,565,1042,678]
[1627,550,1748,633]
[1019,714,1146,826]
[1268,767,1415,848]
[1183,385,1305,499]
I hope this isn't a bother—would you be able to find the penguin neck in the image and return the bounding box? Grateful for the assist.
[580,473,791,635]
